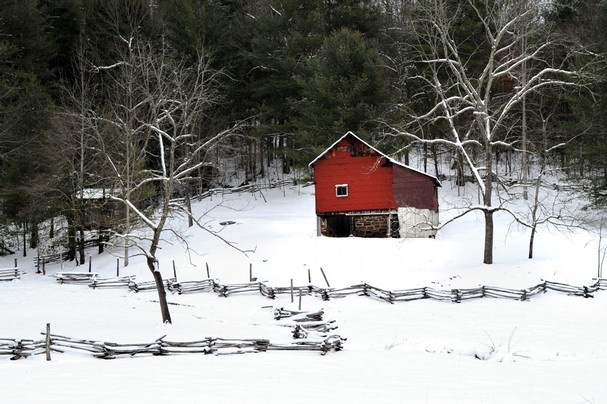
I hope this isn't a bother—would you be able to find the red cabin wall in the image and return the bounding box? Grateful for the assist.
[392,166,439,212]
[313,140,395,214]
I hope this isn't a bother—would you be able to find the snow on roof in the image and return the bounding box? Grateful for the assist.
[308,131,441,186]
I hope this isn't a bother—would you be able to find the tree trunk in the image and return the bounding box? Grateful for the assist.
[66,217,76,261]
[22,222,27,258]
[258,137,265,178]
[78,228,85,264]
[483,210,494,264]
[185,184,193,228]
[528,224,536,259]
[124,203,130,267]
[98,230,105,254]
[483,139,494,265]
[29,221,39,249]
[147,256,172,324]
[431,144,439,178]
[456,151,465,186]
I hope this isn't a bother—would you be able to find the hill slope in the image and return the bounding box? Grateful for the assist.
[0,182,605,403]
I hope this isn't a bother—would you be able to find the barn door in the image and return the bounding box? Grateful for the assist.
[327,215,351,237]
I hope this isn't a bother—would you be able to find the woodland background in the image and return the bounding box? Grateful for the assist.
[1,0,606,261]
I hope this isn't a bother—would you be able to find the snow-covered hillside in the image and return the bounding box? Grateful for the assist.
[0,181,605,403]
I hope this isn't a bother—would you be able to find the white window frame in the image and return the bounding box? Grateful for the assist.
[335,184,349,197]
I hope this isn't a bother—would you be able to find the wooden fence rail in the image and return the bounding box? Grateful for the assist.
[1,307,344,360]
[35,239,101,271]
[166,277,607,304]
[0,267,20,281]
[0,334,345,360]
[50,268,607,304]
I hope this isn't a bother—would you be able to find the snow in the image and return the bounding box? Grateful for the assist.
[1,181,606,403]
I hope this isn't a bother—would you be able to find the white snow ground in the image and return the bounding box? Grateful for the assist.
[0,181,606,403]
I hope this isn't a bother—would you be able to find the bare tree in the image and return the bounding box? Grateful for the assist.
[93,34,246,323]
[387,0,593,264]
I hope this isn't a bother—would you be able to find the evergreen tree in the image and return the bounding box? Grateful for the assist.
[325,0,382,39]
[295,28,395,162]
[544,0,607,190]
[0,0,56,249]
[246,0,326,161]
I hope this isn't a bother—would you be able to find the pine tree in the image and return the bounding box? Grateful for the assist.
[295,28,395,162]
[0,0,56,250]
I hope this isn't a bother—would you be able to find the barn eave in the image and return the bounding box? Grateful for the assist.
[308,131,441,187]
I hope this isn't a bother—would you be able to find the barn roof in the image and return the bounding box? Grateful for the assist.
[308,131,441,187]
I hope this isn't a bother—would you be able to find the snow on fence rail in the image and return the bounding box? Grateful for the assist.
[35,239,101,271]
[165,277,607,303]
[0,267,20,281]
[0,333,344,360]
[52,271,607,304]
[1,308,345,361]
[0,259,20,281]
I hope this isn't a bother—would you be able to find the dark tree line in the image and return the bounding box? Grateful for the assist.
[0,0,606,259]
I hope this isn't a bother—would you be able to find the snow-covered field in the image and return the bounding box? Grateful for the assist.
[1,181,606,403]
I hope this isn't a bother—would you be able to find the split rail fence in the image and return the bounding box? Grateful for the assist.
[1,308,344,361]
[0,260,21,281]
[52,271,607,304]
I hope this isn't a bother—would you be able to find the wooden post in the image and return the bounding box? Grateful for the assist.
[88,256,92,273]
[291,279,294,303]
[206,262,210,279]
[249,263,253,282]
[298,289,302,310]
[14,258,17,268]
[320,267,330,288]
[116,258,120,277]
[308,268,311,284]
[42,258,46,276]
[172,260,177,281]
[45,323,51,361]
[60,252,63,270]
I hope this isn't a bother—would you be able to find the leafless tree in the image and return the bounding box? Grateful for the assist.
[386,0,595,264]
[90,31,248,323]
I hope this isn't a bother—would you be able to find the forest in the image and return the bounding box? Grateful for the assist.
[0,0,606,264]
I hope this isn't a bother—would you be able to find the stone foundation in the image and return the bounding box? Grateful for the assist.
[319,211,401,238]
[352,215,389,238]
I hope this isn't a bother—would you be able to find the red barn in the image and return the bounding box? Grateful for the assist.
[309,132,440,238]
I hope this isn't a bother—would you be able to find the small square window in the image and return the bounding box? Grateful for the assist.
[335,184,348,197]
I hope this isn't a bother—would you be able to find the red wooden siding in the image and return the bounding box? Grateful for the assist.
[311,132,439,216]
[313,139,396,214]
[392,165,439,212]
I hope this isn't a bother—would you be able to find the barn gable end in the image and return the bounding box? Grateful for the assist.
[309,132,440,238]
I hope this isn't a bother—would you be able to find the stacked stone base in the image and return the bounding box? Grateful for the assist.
[319,208,436,238]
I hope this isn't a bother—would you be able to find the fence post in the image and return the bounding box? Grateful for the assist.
[206,263,210,279]
[14,258,17,268]
[42,257,46,276]
[320,267,330,288]
[116,258,120,277]
[298,289,302,310]
[172,260,177,281]
[45,323,51,361]
[249,263,253,282]
[308,268,311,284]
[291,279,294,303]
[88,256,92,273]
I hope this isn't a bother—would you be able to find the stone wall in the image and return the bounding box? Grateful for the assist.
[352,215,389,238]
